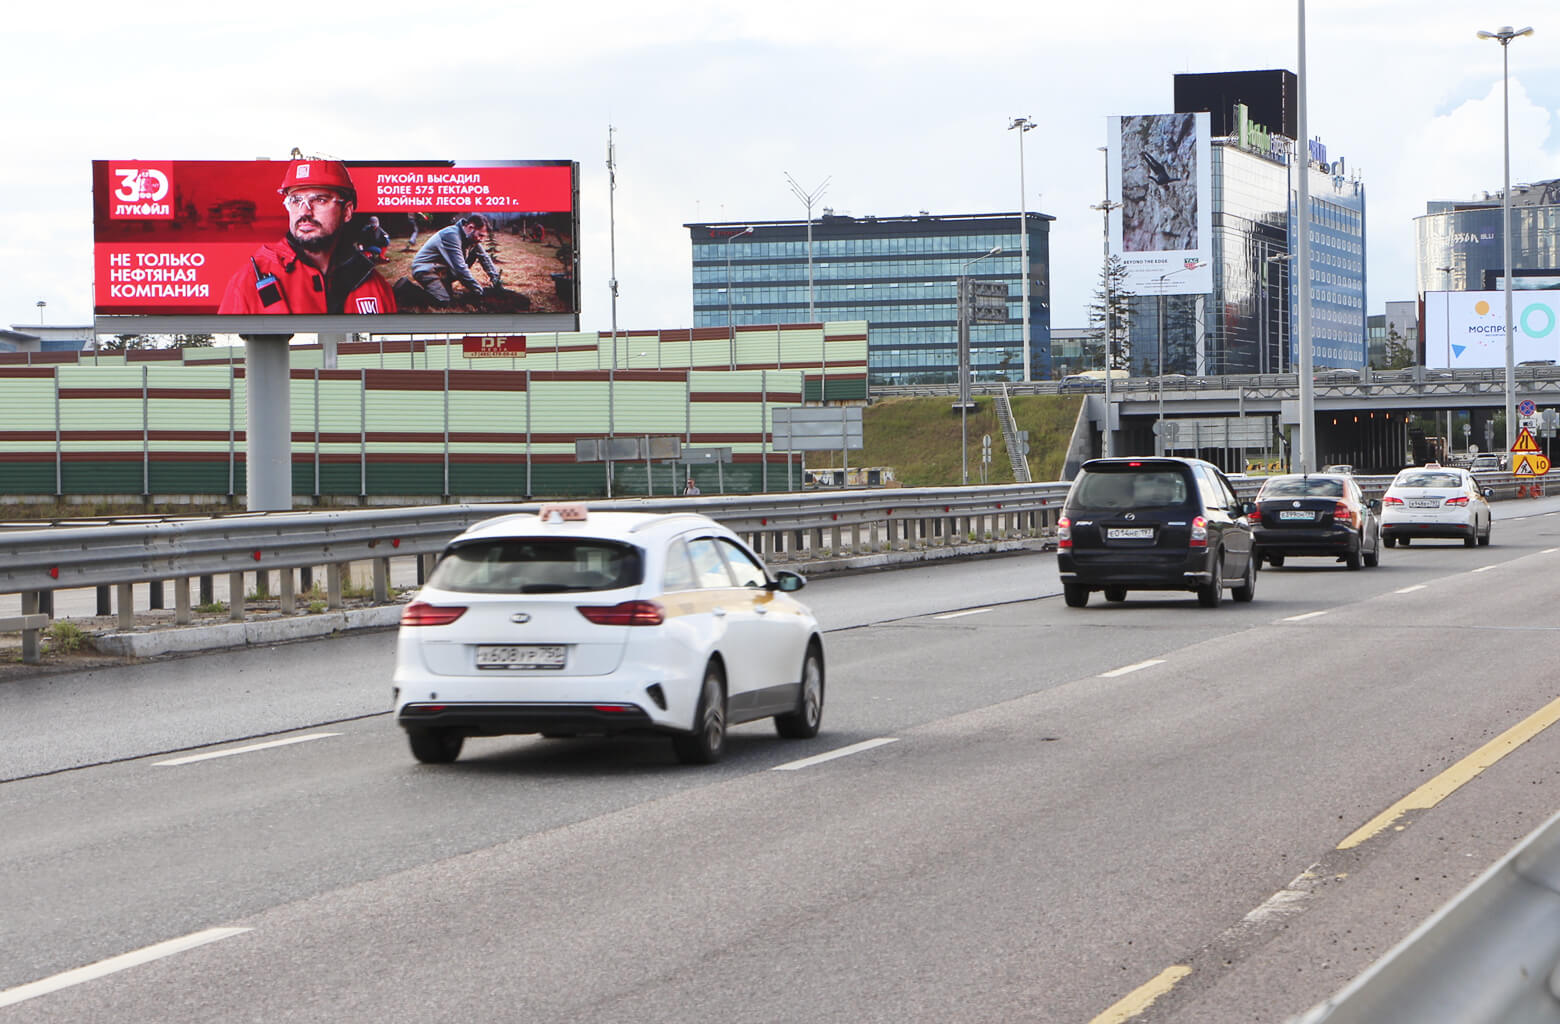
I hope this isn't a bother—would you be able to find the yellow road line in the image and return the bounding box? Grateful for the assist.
[1337,692,1560,850]
[1090,965,1192,1024]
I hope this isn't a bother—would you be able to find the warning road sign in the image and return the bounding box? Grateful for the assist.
[1512,452,1551,477]
[1511,427,1542,454]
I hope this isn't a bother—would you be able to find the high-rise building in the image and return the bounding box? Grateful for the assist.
[1118,71,1367,376]
[686,212,1052,387]
[1414,179,1560,294]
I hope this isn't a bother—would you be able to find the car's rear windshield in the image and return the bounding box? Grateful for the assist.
[1259,476,1344,498]
[430,538,643,594]
[1394,472,1462,489]
[1070,468,1191,509]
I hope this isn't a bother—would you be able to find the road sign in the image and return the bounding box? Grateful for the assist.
[773,406,863,452]
[969,281,1009,324]
[1511,427,1541,454]
[1513,452,1551,477]
[1519,399,1537,417]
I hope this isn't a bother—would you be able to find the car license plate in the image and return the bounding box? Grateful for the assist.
[475,645,566,670]
[1106,527,1154,540]
[1407,499,1440,509]
[1278,510,1313,521]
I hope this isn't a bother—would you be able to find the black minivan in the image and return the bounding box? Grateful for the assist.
[1056,457,1257,608]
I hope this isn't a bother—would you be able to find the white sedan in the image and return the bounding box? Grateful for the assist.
[1380,465,1493,548]
[393,505,825,765]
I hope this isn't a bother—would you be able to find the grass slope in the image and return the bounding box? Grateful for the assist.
[851,395,1082,487]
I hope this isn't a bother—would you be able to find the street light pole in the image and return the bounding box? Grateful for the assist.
[784,173,830,401]
[1156,268,1189,456]
[959,245,1002,484]
[1296,0,1316,474]
[1091,145,1122,456]
[726,225,754,370]
[606,125,619,498]
[1478,24,1533,452]
[1009,116,1036,383]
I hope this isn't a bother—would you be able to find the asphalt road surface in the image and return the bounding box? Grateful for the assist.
[4,500,1560,1022]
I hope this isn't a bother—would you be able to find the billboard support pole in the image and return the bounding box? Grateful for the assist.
[242,335,293,511]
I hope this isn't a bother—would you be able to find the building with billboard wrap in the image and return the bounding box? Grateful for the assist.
[1112,71,1368,376]
[685,212,1052,387]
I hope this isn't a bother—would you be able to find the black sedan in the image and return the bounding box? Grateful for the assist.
[1251,473,1382,570]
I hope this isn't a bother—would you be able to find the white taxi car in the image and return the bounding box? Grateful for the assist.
[1380,464,1493,548]
[393,504,825,765]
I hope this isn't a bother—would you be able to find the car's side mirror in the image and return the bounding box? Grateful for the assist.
[1239,501,1258,518]
[772,570,807,593]
[1369,499,1382,513]
[1483,488,1495,498]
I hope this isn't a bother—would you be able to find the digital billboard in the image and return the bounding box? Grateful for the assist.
[93,158,579,332]
[1424,290,1560,368]
[1108,112,1213,296]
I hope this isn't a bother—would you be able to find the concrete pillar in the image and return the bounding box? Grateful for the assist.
[228,572,245,621]
[175,578,192,625]
[242,335,294,511]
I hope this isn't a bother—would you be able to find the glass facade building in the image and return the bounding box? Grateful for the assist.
[1414,180,1560,295]
[687,213,1052,387]
[1121,139,1367,376]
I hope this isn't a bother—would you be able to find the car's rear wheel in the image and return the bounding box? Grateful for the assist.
[673,662,727,764]
[1479,522,1492,547]
[407,728,463,765]
[1464,531,1477,548]
[1267,553,1285,568]
[1345,546,1363,570]
[1103,586,1128,602]
[1383,536,1396,548]
[1231,552,1256,603]
[1197,555,1223,608]
[1399,537,1410,546]
[775,645,824,739]
[1063,582,1090,608]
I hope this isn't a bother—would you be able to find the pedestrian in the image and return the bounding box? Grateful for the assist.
[684,476,700,496]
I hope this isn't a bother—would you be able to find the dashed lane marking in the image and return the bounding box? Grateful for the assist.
[1099,659,1166,678]
[0,927,250,1008]
[154,733,341,767]
[772,737,898,771]
[934,608,993,620]
[1281,611,1328,622]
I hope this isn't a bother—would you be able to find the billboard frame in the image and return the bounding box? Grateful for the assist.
[1108,111,1213,297]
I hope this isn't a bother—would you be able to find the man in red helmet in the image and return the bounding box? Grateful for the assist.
[218,159,397,315]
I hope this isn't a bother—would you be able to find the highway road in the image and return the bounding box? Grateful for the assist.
[4,499,1560,1022]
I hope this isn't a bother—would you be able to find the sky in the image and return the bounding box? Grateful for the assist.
[4,0,1558,340]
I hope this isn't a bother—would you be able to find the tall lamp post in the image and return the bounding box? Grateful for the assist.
[959,245,1003,484]
[1091,145,1122,456]
[784,173,830,401]
[1477,24,1533,452]
[1156,267,1189,456]
[725,226,754,370]
[1009,116,1036,383]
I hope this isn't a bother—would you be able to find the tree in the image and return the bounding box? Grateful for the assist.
[95,333,213,352]
[1377,328,1414,370]
[1088,256,1132,371]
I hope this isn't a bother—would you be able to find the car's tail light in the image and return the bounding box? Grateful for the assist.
[1333,501,1358,528]
[1251,501,1264,519]
[578,600,665,626]
[1383,495,1404,506]
[1190,516,1208,548]
[1057,516,1073,550]
[400,602,467,626]
[1445,495,1470,506]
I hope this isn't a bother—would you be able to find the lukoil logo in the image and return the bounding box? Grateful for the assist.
[109,165,174,219]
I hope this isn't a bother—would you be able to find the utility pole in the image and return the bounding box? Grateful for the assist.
[606,125,619,497]
[1091,146,1122,456]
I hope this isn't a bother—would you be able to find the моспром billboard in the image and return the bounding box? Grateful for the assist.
[1108,112,1212,296]
[1424,290,1560,368]
[93,159,578,328]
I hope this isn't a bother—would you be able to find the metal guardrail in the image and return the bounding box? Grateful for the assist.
[0,484,1071,662]
[1292,809,1560,1023]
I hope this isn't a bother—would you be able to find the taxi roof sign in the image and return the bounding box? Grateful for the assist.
[538,502,589,523]
[1512,427,1541,453]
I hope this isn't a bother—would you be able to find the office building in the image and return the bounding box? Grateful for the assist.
[1414,178,1560,294]
[686,212,1052,388]
[1120,71,1368,376]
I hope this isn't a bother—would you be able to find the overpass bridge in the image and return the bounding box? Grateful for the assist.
[878,366,1560,474]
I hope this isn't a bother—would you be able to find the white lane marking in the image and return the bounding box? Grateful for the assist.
[1282,611,1328,622]
[1099,659,1165,679]
[154,733,341,767]
[0,927,250,1008]
[1544,547,1559,553]
[1395,584,1428,594]
[934,608,993,620]
[1472,565,1496,573]
[772,737,898,771]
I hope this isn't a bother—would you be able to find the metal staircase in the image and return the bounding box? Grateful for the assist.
[996,384,1032,482]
